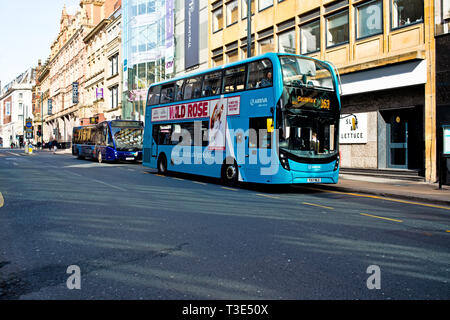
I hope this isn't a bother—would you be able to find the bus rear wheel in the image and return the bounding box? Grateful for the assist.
[157,154,168,175]
[222,162,238,186]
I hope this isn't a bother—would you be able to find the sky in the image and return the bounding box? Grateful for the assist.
[0,0,80,88]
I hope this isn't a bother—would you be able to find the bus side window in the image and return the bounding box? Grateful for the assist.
[158,125,172,145]
[202,71,222,97]
[223,66,246,93]
[160,83,175,104]
[184,76,203,100]
[152,125,159,143]
[247,59,273,89]
[202,121,209,147]
[175,79,185,101]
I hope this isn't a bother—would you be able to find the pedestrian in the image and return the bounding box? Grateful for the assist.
[53,139,58,154]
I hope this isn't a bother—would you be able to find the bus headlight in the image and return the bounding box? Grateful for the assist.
[279,151,290,171]
[334,153,340,171]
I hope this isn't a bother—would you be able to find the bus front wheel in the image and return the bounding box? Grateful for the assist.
[157,154,168,175]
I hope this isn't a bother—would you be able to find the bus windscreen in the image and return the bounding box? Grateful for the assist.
[111,125,143,151]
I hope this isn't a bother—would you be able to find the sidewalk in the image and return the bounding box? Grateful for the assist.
[38,148,72,155]
[317,174,450,207]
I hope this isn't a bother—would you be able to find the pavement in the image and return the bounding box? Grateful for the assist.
[10,147,450,207]
[318,174,450,207]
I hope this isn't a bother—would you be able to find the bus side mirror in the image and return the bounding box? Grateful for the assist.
[267,118,274,133]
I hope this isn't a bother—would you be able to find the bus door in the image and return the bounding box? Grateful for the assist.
[246,117,274,182]
[151,124,159,167]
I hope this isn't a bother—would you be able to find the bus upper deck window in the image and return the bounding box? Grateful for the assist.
[148,86,161,105]
[247,59,273,89]
[202,71,222,97]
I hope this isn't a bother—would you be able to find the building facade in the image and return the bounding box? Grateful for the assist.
[104,6,124,121]
[121,0,208,121]
[208,0,438,181]
[435,0,450,165]
[44,0,121,145]
[0,68,35,148]
[46,5,91,144]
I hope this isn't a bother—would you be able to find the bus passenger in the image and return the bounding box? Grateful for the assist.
[258,71,273,88]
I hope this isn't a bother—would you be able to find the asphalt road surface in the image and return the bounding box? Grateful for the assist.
[0,149,449,300]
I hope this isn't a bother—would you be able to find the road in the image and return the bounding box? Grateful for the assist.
[0,149,449,300]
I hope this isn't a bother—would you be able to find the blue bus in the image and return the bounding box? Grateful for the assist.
[72,120,144,163]
[143,53,341,184]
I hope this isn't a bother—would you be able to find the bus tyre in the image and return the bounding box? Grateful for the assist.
[157,154,168,175]
[222,162,238,186]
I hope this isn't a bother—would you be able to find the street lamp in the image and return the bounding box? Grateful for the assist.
[247,0,252,58]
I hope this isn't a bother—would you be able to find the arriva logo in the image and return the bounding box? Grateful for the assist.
[250,98,268,107]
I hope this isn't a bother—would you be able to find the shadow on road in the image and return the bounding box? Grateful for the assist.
[142,169,326,196]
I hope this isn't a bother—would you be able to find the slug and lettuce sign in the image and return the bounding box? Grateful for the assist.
[339,113,368,144]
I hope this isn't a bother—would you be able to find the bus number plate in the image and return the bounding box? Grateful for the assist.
[307,178,321,183]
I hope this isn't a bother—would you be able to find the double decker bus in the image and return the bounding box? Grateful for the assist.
[72,120,144,163]
[143,53,341,184]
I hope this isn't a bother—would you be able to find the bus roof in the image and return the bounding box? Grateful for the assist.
[73,120,143,130]
[148,52,334,89]
[148,52,281,88]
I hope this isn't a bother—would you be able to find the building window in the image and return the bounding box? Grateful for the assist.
[356,0,382,39]
[111,86,118,109]
[278,29,296,54]
[241,44,255,59]
[110,53,119,76]
[391,0,423,29]
[226,49,239,63]
[213,55,224,66]
[19,93,23,99]
[326,10,349,47]
[258,36,274,54]
[242,0,255,19]
[444,1,450,20]
[300,20,320,54]
[226,0,238,26]
[6,102,10,116]
[213,7,224,32]
[259,0,273,11]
